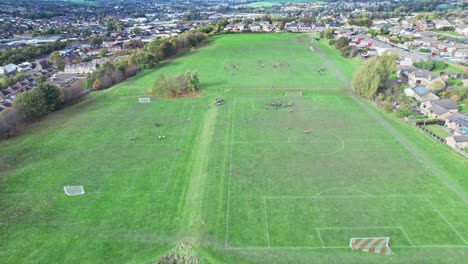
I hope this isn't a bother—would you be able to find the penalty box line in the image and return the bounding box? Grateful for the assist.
[224,245,468,250]
[3,103,196,196]
[261,195,467,248]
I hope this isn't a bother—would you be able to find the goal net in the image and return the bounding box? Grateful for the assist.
[285,91,302,96]
[349,237,392,255]
[64,186,85,196]
[139,97,151,103]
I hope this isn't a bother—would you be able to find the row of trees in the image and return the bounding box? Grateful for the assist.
[0,41,68,65]
[85,31,208,91]
[0,81,85,138]
[147,71,200,98]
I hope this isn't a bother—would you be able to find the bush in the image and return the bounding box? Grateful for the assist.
[148,71,200,97]
[0,108,24,138]
[63,80,85,105]
[395,105,412,118]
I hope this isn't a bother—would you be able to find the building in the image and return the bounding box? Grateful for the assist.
[0,63,17,76]
[445,113,468,135]
[421,99,459,120]
[404,86,439,102]
[445,135,468,149]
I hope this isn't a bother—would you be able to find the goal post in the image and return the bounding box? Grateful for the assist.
[285,91,302,97]
[139,97,151,103]
[349,237,392,255]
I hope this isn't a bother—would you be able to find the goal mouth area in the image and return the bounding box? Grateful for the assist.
[285,91,302,97]
[350,237,392,255]
[138,98,151,103]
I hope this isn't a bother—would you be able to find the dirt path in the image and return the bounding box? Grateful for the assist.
[181,103,219,235]
[312,43,468,204]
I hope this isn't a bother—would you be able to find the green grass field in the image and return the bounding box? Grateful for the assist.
[1,34,467,263]
[424,125,451,138]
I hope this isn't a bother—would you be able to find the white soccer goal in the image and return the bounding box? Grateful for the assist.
[349,237,392,255]
[285,91,302,97]
[64,186,85,196]
[139,97,151,103]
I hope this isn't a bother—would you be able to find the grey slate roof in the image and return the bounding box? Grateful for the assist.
[453,135,468,143]
[430,99,459,110]
[428,105,449,115]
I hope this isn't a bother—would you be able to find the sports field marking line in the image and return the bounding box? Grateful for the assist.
[423,197,468,245]
[313,188,372,198]
[316,227,325,248]
[224,245,468,250]
[231,139,396,145]
[263,197,271,248]
[287,131,345,156]
[318,227,402,230]
[314,43,468,204]
[399,226,415,246]
[264,194,425,200]
[126,168,141,192]
[224,97,235,249]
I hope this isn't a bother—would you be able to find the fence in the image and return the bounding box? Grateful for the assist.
[454,147,468,158]
[416,124,447,143]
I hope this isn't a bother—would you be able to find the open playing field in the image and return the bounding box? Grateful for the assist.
[1,34,467,263]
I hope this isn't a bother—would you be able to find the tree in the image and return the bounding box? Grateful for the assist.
[0,108,23,138]
[37,83,63,111]
[90,37,103,48]
[429,78,446,91]
[334,37,349,50]
[132,51,156,70]
[99,49,107,58]
[376,52,398,83]
[321,29,335,39]
[132,27,142,35]
[62,80,84,105]
[92,79,104,90]
[187,71,199,92]
[49,51,62,67]
[0,76,8,89]
[352,52,398,99]
[13,88,48,120]
[352,57,381,99]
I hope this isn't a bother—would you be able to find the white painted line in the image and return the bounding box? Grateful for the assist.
[316,228,325,248]
[399,226,415,247]
[224,97,235,248]
[423,197,468,245]
[264,197,271,248]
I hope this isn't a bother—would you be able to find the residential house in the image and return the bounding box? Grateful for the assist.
[313,23,326,32]
[404,86,439,101]
[455,25,468,36]
[407,69,440,87]
[250,22,262,32]
[445,113,468,135]
[285,22,299,32]
[445,135,468,149]
[415,20,435,30]
[64,63,96,74]
[0,63,17,76]
[433,19,455,30]
[421,99,459,120]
